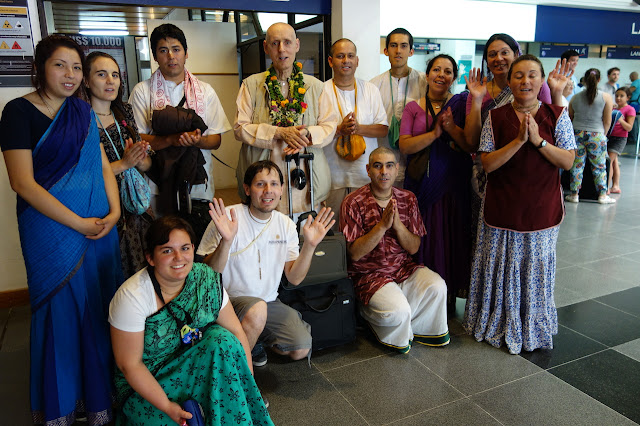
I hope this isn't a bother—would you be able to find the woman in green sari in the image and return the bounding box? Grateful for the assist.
[109,216,272,425]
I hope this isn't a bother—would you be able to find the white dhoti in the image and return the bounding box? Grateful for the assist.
[360,267,449,352]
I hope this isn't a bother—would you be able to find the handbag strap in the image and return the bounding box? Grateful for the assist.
[95,110,127,161]
[178,95,187,108]
[332,79,357,121]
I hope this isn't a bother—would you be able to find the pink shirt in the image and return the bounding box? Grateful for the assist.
[611,104,636,138]
[340,185,426,304]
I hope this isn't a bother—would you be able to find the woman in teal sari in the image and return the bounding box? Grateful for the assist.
[0,35,123,424]
[109,216,272,425]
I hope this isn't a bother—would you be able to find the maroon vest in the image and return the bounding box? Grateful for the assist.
[484,103,565,232]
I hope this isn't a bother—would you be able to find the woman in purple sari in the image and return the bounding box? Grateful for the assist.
[0,35,122,425]
[399,54,481,314]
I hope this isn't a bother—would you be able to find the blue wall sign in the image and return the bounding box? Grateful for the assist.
[540,44,588,59]
[536,5,640,45]
[606,47,640,59]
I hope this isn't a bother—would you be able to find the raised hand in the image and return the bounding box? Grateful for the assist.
[302,207,335,248]
[122,138,150,169]
[464,67,487,101]
[208,199,238,242]
[548,58,573,96]
[337,112,358,136]
[390,199,404,231]
[380,199,395,231]
[517,113,529,143]
[441,107,456,134]
[526,113,543,146]
[432,113,444,139]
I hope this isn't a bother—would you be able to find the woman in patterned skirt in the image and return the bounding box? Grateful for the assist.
[463,55,576,354]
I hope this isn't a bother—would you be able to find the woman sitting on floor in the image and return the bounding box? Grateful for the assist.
[109,215,273,425]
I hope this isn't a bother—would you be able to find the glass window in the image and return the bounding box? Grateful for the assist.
[295,14,316,24]
[257,12,287,32]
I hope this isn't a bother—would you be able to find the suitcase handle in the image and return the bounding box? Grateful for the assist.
[304,292,337,313]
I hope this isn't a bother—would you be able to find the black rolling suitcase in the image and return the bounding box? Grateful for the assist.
[278,152,357,351]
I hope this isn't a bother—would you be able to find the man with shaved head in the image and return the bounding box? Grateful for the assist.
[323,38,388,227]
[234,23,337,216]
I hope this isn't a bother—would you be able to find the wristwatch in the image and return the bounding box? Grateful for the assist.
[538,140,548,149]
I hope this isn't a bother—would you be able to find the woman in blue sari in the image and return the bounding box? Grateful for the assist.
[0,35,122,425]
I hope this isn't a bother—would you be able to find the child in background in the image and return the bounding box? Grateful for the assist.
[608,87,636,194]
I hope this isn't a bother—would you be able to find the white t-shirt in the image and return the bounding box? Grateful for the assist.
[129,78,232,201]
[370,68,427,184]
[197,204,299,302]
[322,78,388,190]
[108,267,229,333]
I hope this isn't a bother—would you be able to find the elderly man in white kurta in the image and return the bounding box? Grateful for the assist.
[370,28,426,186]
[234,22,337,216]
[322,38,388,226]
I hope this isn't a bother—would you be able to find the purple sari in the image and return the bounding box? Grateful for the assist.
[401,93,473,299]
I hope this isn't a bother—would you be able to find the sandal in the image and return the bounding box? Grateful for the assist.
[597,195,616,204]
[610,188,621,194]
[565,194,579,203]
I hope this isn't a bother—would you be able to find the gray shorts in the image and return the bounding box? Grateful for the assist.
[231,296,312,352]
[608,136,627,155]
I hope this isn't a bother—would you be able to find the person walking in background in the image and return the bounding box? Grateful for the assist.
[601,67,620,98]
[565,68,615,204]
[0,35,122,425]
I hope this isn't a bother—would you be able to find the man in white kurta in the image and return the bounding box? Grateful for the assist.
[129,24,231,243]
[234,22,337,216]
[322,39,388,226]
[370,28,426,186]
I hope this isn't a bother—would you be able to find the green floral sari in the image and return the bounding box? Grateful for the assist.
[114,263,273,425]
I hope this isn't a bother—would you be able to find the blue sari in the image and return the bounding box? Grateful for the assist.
[18,97,123,425]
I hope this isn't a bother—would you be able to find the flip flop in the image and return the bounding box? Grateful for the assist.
[610,188,621,194]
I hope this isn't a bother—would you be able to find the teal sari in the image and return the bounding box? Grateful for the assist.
[115,263,273,425]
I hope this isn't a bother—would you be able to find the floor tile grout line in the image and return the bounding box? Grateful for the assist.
[319,369,372,426]
[554,322,616,348]
[464,370,548,399]
[311,352,391,374]
[542,369,640,425]
[590,298,640,320]
[541,348,612,372]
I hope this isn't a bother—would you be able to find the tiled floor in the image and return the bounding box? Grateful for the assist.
[2,154,640,425]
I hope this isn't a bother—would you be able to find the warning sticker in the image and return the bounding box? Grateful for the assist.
[0,41,8,49]
[3,21,12,29]
[12,41,20,49]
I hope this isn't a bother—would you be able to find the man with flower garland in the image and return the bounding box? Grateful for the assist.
[130,23,231,244]
[234,22,337,216]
